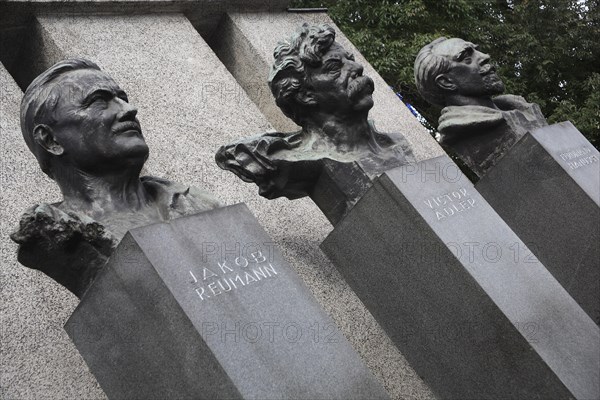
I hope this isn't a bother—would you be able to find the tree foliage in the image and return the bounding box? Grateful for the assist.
[291,0,600,148]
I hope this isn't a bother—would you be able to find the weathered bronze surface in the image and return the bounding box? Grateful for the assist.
[216,24,414,207]
[415,37,547,177]
[11,59,220,297]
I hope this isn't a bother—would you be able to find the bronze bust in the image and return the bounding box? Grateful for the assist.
[415,37,547,176]
[216,24,414,205]
[11,59,220,297]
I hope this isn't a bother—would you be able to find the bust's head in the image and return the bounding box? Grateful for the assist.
[414,37,504,107]
[21,59,148,182]
[268,23,375,127]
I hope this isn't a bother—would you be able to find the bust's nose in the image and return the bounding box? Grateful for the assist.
[116,98,138,122]
[349,61,364,79]
[478,51,491,66]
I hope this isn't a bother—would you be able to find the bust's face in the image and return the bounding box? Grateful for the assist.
[433,38,504,98]
[48,69,148,173]
[304,43,375,115]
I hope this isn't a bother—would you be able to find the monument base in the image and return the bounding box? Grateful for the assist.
[476,121,600,324]
[322,155,599,400]
[65,204,388,400]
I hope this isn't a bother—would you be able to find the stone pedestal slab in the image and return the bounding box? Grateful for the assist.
[66,204,389,400]
[322,155,600,400]
[476,122,599,323]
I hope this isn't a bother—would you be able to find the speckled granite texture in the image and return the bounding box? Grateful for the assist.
[2,11,436,400]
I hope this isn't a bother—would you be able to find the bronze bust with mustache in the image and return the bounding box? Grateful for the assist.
[216,24,414,214]
[415,37,547,177]
[11,59,220,297]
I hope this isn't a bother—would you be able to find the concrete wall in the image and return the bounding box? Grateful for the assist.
[1,6,440,399]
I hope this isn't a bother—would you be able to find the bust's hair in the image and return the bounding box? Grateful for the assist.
[414,37,451,107]
[268,23,336,125]
[21,58,101,179]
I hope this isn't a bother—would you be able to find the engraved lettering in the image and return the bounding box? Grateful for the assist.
[208,282,222,296]
[244,271,258,284]
[263,263,278,276]
[218,261,234,274]
[218,279,234,292]
[228,277,238,289]
[202,267,218,280]
[253,267,267,280]
[189,248,280,302]
[250,251,266,263]
[425,187,476,221]
[235,257,249,268]
[233,274,245,286]
[196,287,208,300]
[558,146,598,170]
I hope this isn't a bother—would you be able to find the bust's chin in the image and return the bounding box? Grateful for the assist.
[114,144,150,174]
[484,74,505,95]
[352,95,374,113]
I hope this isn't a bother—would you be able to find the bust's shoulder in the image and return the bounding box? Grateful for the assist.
[10,203,117,296]
[437,105,505,144]
[217,130,304,157]
[10,203,116,249]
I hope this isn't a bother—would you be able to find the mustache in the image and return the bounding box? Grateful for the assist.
[348,76,375,100]
[112,120,142,135]
[479,64,497,75]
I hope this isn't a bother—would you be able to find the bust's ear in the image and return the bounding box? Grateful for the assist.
[33,125,64,156]
[295,89,318,107]
[435,74,457,92]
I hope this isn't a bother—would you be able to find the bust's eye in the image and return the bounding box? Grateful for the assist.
[458,48,474,63]
[84,90,112,107]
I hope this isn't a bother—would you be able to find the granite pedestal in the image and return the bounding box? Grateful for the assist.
[322,155,599,400]
[476,121,600,324]
[65,204,388,400]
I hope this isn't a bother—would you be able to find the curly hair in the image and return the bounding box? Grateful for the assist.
[21,58,101,179]
[268,23,336,126]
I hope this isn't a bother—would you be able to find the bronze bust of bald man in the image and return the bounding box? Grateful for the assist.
[216,24,414,221]
[11,59,220,297]
[415,37,547,177]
